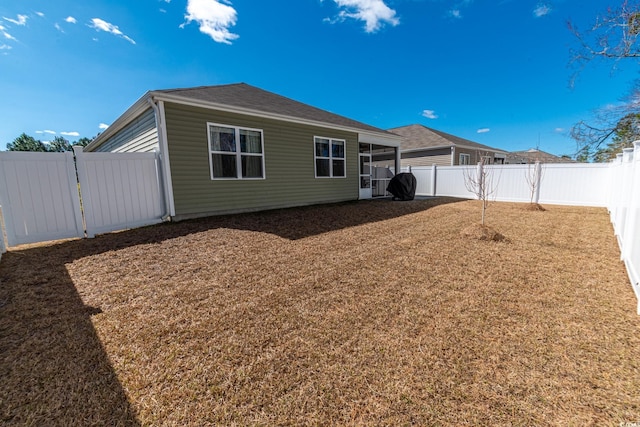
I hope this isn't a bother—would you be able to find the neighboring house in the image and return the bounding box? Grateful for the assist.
[85,83,402,220]
[387,124,508,167]
[505,149,575,164]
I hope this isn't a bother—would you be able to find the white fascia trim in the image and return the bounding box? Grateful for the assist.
[400,145,453,154]
[86,92,153,151]
[358,132,402,147]
[455,143,508,154]
[150,91,400,143]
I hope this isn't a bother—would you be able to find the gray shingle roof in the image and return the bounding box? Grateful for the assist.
[506,149,575,164]
[156,83,392,135]
[388,124,506,153]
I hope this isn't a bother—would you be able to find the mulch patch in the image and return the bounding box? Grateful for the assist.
[1,198,638,426]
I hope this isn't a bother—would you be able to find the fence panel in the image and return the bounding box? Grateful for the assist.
[614,145,640,311]
[434,165,476,198]
[538,163,611,207]
[0,151,84,246]
[408,166,434,196]
[74,148,165,238]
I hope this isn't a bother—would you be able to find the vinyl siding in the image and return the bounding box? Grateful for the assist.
[163,102,359,217]
[401,148,452,167]
[96,108,159,153]
[455,148,497,165]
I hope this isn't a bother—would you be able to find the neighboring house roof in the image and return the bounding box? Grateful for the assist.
[506,149,575,164]
[388,124,507,154]
[88,83,400,151]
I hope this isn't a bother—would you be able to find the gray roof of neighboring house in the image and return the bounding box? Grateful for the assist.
[388,124,507,153]
[506,149,575,164]
[155,83,393,136]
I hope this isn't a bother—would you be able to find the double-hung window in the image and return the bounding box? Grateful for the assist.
[459,153,470,165]
[314,137,346,178]
[208,123,265,179]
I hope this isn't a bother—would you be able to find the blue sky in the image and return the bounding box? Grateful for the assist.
[0,0,636,156]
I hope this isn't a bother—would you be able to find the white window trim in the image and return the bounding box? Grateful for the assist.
[207,122,266,180]
[459,153,470,165]
[314,136,346,178]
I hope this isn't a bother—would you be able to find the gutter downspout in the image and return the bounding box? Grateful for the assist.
[148,97,176,220]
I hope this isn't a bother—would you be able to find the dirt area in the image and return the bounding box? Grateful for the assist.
[1,198,638,426]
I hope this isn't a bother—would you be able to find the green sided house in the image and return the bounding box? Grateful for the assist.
[86,83,402,220]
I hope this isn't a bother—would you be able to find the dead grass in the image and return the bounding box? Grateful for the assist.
[1,198,639,426]
[460,223,506,241]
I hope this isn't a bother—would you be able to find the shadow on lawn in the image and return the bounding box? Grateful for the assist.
[0,196,460,425]
[0,248,140,426]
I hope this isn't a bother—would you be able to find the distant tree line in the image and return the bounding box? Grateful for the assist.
[5,133,96,152]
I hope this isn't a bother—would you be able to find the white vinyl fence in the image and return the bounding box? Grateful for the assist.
[609,143,640,313]
[407,148,640,312]
[0,148,165,250]
[407,162,611,206]
[0,151,84,246]
[74,148,165,238]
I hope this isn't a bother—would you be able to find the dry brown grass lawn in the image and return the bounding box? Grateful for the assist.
[1,198,639,426]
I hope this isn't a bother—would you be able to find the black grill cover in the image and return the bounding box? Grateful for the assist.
[387,173,417,201]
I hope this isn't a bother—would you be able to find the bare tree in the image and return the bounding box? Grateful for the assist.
[525,161,545,206]
[463,157,499,226]
[569,0,640,80]
[569,2,640,159]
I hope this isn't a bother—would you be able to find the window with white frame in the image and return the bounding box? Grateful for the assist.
[314,137,345,178]
[459,153,470,165]
[207,123,265,180]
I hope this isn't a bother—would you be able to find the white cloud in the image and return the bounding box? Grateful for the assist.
[60,131,80,137]
[98,123,109,130]
[181,0,238,44]
[3,14,28,26]
[0,24,16,41]
[35,12,45,18]
[0,44,11,50]
[331,0,399,33]
[422,109,438,119]
[65,16,77,24]
[555,127,564,133]
[533,3,551,18]
[36,130,57,135]
[477,128,490,133]
[449,9,462,19]
[90,18,136,44]
[55,23,63,32]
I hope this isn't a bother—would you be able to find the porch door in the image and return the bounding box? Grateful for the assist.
[359,143,372,199]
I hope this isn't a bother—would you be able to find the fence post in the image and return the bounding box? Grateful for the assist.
[533,161,542,204]
[430,164,437,196]
[73,145,94,238]
[0,205,5,255]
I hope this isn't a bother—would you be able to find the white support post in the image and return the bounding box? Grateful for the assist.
[431,164,437,196]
